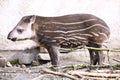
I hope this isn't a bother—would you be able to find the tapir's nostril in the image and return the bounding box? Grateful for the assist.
[11,38,17,41]
[7,33,17,41]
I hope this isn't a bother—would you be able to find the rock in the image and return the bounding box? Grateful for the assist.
[19,53,34,64]
[37,53,50,61]
[0,55,7,67]
[18,47,40,65]
[8,47,40,65]
[62,49,89,61]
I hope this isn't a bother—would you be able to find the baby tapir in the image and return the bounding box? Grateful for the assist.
[7,14,110,66]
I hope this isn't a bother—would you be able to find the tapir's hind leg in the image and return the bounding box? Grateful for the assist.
[88,49,98,65]
[87,42,104,65]
[95,50,104,65]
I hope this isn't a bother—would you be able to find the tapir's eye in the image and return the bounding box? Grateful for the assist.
[17,29,24,34]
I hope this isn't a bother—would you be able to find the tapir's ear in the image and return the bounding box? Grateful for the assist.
[30,15,36,23]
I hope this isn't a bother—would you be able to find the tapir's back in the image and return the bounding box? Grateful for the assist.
[35,14,110,48]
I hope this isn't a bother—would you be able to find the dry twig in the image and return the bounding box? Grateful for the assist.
[96,70,120,73]
[42,68,79,80]
[84,46,120,52]
[55,64,120,70]
[68,70,120,79]
[113,58,120,63]
[61,45,120,52]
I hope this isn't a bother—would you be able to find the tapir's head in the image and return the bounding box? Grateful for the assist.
[7,15,36,41]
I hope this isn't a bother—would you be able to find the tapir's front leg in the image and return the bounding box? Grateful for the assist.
[45,45,60,66]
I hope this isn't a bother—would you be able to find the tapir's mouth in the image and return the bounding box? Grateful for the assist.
[17,38,30,41]
[8,38,28,42]
[15,37,35,41]
[8,36,35,42]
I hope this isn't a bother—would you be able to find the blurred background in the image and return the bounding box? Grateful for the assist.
[0,0,120,50]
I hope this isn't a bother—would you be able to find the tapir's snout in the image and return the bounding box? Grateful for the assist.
[7,31,17,41]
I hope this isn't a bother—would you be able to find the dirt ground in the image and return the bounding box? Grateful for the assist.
[0,49,120,80]
[0,59,85,80]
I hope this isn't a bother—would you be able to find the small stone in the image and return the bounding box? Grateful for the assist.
[6,61,12,67]
[21,64,26,68]
[37,53,50,61]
